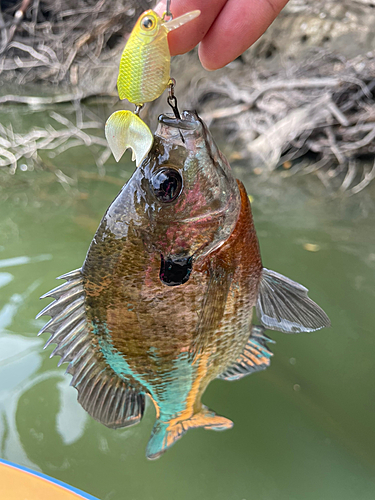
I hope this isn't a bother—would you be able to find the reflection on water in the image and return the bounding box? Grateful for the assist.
[0,273,13,288]
[0,278,43,468]
[1,136,375,499]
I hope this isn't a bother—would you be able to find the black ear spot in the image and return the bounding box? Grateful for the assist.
[160,255,193,286]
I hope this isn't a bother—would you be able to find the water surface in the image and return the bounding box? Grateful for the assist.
[0,108,375,500]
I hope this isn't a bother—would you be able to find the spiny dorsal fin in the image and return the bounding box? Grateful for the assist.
[256,268,331,333]
[218,325,274,381]
[37,269,145,429]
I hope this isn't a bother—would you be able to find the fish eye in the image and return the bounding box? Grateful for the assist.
[150,168,183,203]
[141,16,155,30]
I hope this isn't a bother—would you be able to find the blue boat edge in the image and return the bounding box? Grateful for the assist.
[0,457,100,500]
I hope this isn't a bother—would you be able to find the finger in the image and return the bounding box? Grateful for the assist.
[198,0,289,70]
[154,0,227,55]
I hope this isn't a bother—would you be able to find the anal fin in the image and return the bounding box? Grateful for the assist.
[218,325,274,381]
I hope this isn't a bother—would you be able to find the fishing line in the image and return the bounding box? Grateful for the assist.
[163,0,185,143]
[163,0,173,20]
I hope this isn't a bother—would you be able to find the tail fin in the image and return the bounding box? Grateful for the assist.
[146,406,233,460]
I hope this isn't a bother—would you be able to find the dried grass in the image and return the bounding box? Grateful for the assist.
[190,49,375,194]
[1,0,375,194]
[0,0,152,86]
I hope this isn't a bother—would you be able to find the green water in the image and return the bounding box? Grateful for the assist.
[1,109,375,500]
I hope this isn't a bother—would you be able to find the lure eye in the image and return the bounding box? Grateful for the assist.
[141,16,155,30]
[151,168,183,203]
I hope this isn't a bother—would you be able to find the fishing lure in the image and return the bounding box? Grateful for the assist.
[105,3,200,166]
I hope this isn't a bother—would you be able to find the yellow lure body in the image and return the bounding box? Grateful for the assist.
[106,9,200,166]
[117,9,200,105]
[118,10,171,106]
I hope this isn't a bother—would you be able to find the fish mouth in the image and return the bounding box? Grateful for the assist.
[158,110,200,130]
[159,254,193,286]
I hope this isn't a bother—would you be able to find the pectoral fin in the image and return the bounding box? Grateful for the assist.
[105,110,153,166]
[218,325,274,381]
[190,264,232,359]
[256,268,330,333]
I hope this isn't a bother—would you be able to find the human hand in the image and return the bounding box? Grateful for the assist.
[154,0,289,70]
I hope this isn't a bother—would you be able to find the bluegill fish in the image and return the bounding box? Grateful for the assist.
[37,111,330,459]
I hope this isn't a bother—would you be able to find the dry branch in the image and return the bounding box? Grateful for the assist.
[185,47,375,193]
[0,0,152,89]
[1,0,375,194]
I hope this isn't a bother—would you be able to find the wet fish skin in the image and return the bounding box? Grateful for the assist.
[83,111,247,376]
[38,111,330,460]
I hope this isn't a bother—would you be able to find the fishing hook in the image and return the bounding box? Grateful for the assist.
[167,79,185,143]
[167,79,181,120]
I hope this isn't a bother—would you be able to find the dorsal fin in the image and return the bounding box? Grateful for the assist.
[37,269,145,429]
[218,325,273,381]
[256,268,331,333]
